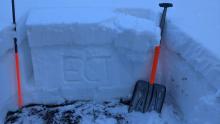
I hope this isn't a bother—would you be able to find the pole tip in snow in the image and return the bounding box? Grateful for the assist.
[159,3,173,8]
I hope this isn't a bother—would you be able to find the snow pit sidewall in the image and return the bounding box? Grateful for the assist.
[0,14,33,122]
[161,22,220,124]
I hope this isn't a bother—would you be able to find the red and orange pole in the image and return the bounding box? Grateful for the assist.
[12,0,23,108]
[14,38,23,108]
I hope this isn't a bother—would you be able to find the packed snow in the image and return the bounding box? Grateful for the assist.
[0,0,220,124]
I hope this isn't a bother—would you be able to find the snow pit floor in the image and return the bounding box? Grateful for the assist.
[5,100,182,124]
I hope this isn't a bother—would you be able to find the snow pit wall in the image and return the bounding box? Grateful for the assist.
[0,8,219,124]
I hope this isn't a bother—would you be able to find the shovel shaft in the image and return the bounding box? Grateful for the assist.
[149,3,173,85]
[160,8,167,37]
[150,46,160,85]
[11,0,16,31]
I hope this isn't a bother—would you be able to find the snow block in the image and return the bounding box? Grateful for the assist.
[26,8,161,101]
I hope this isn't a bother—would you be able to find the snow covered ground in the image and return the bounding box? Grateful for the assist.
[0,0,220,124]
[5,100,181,124]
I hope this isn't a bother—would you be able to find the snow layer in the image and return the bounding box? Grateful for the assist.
[26,8,160,47]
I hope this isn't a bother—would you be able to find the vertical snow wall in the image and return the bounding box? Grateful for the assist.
[161,22,220,124]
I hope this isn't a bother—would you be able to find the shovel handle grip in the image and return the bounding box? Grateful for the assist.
[159,3,173,8]
[150,46,160,85]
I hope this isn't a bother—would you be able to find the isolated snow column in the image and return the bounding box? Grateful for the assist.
[11,0,23,108]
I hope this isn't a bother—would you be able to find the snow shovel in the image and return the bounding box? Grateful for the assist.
[128,3,173,113]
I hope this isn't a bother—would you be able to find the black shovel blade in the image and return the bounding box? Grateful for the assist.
[128,80,149,112]
[129,80,166,113]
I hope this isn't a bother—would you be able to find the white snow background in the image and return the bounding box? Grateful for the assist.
[0,0,220,124]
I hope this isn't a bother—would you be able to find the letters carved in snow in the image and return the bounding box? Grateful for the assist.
[63,55,110,83]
